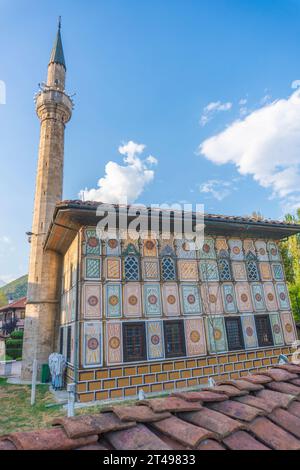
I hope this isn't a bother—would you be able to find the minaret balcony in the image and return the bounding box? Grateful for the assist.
[35,87,73,123]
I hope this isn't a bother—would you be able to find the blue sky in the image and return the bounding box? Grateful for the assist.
[1,0,300,283]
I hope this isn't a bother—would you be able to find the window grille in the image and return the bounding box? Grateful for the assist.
[163,320,186,358]
[218,258,232,281]
[123,322,146,362]
[161,257,176,281]
[225,317,244,351]
[255,315,273,347]
[66,326,72,362]
[124,255,140,281]
[246,260,260,281]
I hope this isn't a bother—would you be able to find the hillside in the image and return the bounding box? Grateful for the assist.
[0,275,28,307]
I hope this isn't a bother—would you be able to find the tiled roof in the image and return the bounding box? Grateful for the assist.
[1,363,300,450]
[56,199,300,229]
[0,297,26,313]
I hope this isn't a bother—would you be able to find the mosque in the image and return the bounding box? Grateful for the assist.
[21,22,300,402]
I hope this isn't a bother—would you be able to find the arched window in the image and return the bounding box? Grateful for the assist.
[218,257,232,281]
[246,258,259,281]
[124,255,139,281]
[161,256,176,281]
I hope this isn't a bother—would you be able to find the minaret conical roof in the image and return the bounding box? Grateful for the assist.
[49,17,66,70]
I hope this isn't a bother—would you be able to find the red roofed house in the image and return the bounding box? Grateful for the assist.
[0,297,26,336]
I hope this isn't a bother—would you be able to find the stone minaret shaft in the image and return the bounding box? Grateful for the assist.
[22,22,73,380]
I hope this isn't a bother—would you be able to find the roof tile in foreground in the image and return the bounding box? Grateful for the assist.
[1,363,300,450]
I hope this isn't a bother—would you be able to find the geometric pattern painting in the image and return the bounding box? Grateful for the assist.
[264,282,278,311]
[200,283,223,315]
[267,242,280,261]
[83,321,102,368]
[105,237,121,256]
[85,229,101,256]
[222,283,237,314]
[235,282,253,312]
[142,239,157,257]
[142,259,160,281]
[146,321,164,360]
[105,257,121,280]
[185,318,206,356]
[205,316,227,353]
[241,315,258,349]
[124,283,142,317]
[181,284,202,315]
[199,238,216,259]
[272,263,284,281]
[176,239,196,259]
[276,283,290,310]
[281,312,296,344]
[106,322,122,364]
[85,258,101,280]
[143,284,162,316]
[269,312,284,346]
[199,261,219,282]
[255,240,269,261]
[251,283,266,312]
[83,283,102,319]
[106,284,122,318]
[162,283,180,316]
[178,260,199,281]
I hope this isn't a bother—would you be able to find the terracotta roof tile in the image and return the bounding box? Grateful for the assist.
[234,395,278,413]
[208,399,265,422]
[268,408,300,439]
[249,417,300,450]
[138,397,202,413]
[259,368,298,382]
[171,391,228,403]
[273,364,300,374]
[178,408,245,438]
[111,405,171,423]
[150,415,215,448]
[256,389,296,409]
[223,430,270,451]
[0,439,17,450]
[197,439,226,450]
[217,379,264,392]
[288,401,300,418]
[105,423,171,450]
[0,428,98,451]
[209,385,248,397]
[242,374,272,385]
[290,378,300,387]
[266,381,300,397]
[76,442,110,450]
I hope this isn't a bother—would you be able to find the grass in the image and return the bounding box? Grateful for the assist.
[0,378,136,436]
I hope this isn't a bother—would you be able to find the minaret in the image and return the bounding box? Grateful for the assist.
[21,19,73,380]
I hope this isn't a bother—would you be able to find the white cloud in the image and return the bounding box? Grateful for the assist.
[199,179,233,201]
[200,101,232,126]
[198,88,300,212]
[239,98,248,106]
[291,80,300,89]
[79,141,158,204]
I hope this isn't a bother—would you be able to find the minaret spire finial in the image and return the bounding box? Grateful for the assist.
[58,16,61,30]
[49,17,66,70]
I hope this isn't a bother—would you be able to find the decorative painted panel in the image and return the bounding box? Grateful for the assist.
[228,239,244,260]
[83,321,102,368]
[161,257,176,281]
[105,257,121,280]
[243,239,256,256]
[205,316,227,353]
[143,284,162,316]
[272,263,284,281]
[124,255,140,281]
[263,282,278,311]
[198,238,216,259]
[106,322,122,364]
[275,283,290,310]
[218,258,232,281]
[83,283,102,319]
[143,239,158,257]
[241,315,258,349]
[181,285,202,315]
[160,242,175,257]
[175,239,196,259]
[124,283,142,317]
[255,240,269,261]
[142,258,160,281]
[259,262,272,281]
[235,282,253,313]
[269,313,284,346]
[106,284,122,318]
[251,283,266,312]
[85,258,101,280]
[222,283,237,314]
[199,261,219,282]
[162,283,180,316]
[267,242,280,261]
[281,312,297,344]
[105,237,121,256]
[146,321,164,359]
[232,262,247,281]
[215,238,229,255]
[178,260,199,281]
[84,229,101,256]
[185,318,206,356]
[200,283,223,315]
